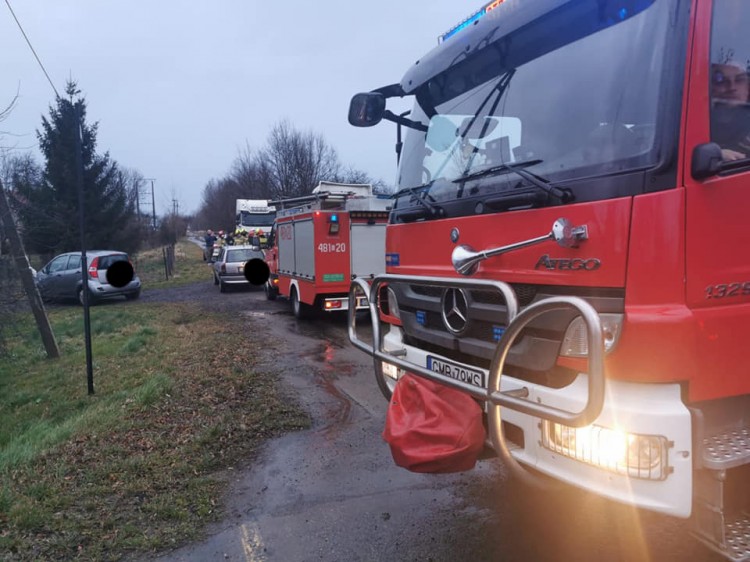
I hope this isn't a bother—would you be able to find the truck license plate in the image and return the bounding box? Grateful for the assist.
[426,356,486,389]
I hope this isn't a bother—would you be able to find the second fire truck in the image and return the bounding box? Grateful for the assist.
[264,182,390,318]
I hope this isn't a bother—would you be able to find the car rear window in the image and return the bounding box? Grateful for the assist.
[227,249,261,263]
[98,254,128,269]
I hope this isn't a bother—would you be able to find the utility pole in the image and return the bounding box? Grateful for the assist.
[144,178,156,229]
[172,198,180,244]
[75,102,94,395]
[135,178,141,221]
[151,179,156,229]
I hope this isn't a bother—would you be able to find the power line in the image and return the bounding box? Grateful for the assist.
[4,0,60,99]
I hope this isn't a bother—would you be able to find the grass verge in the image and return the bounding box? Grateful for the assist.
[133,239,213,289]
[0,243,309,561]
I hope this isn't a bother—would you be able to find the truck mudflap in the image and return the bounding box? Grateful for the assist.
[349,274,693,517]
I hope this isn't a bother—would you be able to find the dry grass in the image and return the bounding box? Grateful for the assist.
[0,245,309,561]
[133,240,212,289]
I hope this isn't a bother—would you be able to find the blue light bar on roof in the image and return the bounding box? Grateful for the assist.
[439,0,507,43]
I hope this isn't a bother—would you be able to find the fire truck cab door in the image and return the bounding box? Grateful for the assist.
[683,0,750,399]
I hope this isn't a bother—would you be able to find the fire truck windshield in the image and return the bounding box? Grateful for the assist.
[396,0,681,210]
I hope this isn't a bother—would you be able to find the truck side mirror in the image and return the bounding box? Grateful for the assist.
[691,142,723,180]
[348,93,386,127]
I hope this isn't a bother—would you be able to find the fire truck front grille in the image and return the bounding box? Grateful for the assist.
[411,283,537,306]
[392,281,623,380]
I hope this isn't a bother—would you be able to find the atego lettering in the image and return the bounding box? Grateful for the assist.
[535,254,601,271]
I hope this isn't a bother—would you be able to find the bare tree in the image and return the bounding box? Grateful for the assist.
[231,143,269,199]
[254,119,340,199]
[332,165,394,194]
[0,92,19,139]
[192,119,394,229]
[114,167,146,213]
[194,177,245,231]
[0,152,42,193]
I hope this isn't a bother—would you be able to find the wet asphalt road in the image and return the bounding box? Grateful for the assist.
[144,276,722,562]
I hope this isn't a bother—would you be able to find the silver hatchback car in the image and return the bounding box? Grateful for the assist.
[212,245,264,292]
[35,250,142,305]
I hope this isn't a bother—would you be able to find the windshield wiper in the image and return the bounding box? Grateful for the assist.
[395,183,443,219]
[453,159,573,203]
[433,69,517,183]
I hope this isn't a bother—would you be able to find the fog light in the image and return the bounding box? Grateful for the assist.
[541,421,670,480]
[561,313,623,357]
[325,299,342,310]
[382,362,400,380]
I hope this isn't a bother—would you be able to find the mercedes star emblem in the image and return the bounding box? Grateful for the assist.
[441,288,469,334]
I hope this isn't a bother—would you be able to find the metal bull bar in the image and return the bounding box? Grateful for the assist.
[348,274,606,469]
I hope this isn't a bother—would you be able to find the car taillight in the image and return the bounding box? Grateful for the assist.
[88,257,99,279]
[221,264,226,273]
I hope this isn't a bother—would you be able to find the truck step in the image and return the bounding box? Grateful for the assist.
[703,428,750,470]
[725,514,750,561]
[694,511,750,562]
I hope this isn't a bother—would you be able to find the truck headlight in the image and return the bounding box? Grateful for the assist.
[541,421,670,480]
[560,313,623,357]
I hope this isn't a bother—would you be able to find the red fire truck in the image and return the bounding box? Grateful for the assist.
[347,0,750,558]
[264,182,390,318]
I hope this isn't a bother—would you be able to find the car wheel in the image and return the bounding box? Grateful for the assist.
[78,287,96,306]
[291,287,310,319]
[265,281,277,301]
[219,280,227,293]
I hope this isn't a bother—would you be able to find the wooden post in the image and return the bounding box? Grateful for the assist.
[0,181,60,359]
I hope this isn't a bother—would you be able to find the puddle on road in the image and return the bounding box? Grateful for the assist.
[241,311,269,318]
[316,371,353,436]
[298,341,357,436]
[301,341,355,379]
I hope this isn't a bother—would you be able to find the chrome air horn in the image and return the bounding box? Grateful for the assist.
[451,218,588,275]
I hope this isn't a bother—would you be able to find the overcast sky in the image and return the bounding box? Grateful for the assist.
[0,1,474,216]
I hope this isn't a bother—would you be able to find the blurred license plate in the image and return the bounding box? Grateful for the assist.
[427,356,485,388]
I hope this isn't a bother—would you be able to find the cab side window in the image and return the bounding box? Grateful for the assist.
[710,0,750,161]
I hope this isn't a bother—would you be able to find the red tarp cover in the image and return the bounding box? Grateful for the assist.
[382,373,486,473]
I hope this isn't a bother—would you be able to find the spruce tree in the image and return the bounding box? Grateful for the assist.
[18,81,138,257]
